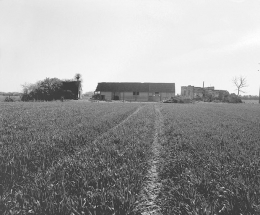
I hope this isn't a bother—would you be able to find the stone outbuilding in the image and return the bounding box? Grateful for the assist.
[181,85,229,100]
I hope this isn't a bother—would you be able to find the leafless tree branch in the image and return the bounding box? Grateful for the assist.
[233,76,248,95]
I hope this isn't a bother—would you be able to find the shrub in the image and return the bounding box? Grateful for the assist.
[4,96,14,102]
[226,93,242,103]
[20,94,31,102]
[163,96,192,103]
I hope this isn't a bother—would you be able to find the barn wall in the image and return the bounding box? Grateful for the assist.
[123,92,135,101]
[168,92,174,98]
[101,92,112,100]
[136,92,148,101]
[161,92,168,100]
[121,92,149,101]
[112,92,120,100]
[120,92,124,100]
[99,88,175,102]
[169,92,175,97]
[160,92,174,100]
[153,95,161,102]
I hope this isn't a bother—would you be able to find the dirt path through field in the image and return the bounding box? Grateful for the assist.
[136,105,163,215]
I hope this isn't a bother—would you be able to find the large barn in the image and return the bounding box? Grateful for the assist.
[95,82,175,102]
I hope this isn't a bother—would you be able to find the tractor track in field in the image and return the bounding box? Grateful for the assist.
[135,105,163,215]
[47,105,144,173]
[91,105,144,145]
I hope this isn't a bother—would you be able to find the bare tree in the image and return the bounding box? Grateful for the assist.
[233,76,247,95]
[21,83,36,95]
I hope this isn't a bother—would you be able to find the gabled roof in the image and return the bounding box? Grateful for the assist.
[149,83,175,92]
[96,82,149,92]
[95,82,175,93]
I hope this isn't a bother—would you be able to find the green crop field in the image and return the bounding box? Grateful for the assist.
[157,103,260,214]
[1,101,260,214]
[243,99,259,104]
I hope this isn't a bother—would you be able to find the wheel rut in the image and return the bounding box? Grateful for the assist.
[136,105,163,215]
[47,106,143,174]
[92,105,143,144]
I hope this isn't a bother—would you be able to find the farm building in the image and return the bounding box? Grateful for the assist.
[95,82,175,102]
[181,85,229,100]
[62,81,82,99]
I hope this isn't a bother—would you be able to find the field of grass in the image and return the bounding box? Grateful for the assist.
[157,103,260,214]
[242,99,259,104]
[1,102,148,214]
[1,101,260,214]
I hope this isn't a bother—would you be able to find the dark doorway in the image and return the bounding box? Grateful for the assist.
[113,92,120,100]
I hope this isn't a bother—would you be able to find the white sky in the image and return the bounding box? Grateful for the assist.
[1,0,260,95]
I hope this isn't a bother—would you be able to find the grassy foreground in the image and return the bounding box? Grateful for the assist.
[1,102,156,214]
[157,103,260,214]
[1,101,260,214]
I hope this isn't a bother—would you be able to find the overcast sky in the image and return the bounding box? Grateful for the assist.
[1,0,260,95]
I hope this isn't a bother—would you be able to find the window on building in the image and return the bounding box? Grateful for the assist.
[133,92,139,95]
[155,92,159,95]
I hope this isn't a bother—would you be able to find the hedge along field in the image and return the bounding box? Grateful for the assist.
[0,101,147,214]
[0,95,21,102]
[157,103,260,215]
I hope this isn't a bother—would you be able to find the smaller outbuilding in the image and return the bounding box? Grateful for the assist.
[181,85,229,101]
[62,81,82,99]
[95,82,175,102]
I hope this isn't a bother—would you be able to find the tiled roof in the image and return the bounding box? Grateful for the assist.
[149,83,175,92]
[96,82,175,93]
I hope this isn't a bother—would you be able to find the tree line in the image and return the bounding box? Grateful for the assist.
[21,74,82,101]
